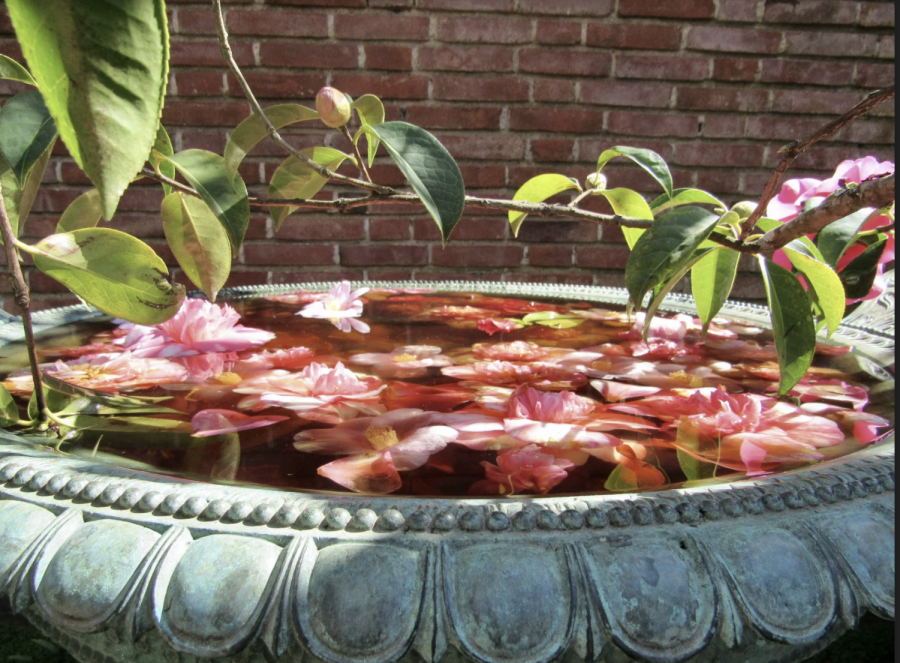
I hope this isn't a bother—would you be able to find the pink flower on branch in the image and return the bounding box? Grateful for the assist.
[298,281,370,333]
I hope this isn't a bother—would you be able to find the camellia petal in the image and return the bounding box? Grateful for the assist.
[191,409,289,437]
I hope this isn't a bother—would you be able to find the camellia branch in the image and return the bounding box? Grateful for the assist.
[210,0,393,195]
[752,173,895,253]
[0,194,46,421]
[340,125,372,183]
[742,84,895,238]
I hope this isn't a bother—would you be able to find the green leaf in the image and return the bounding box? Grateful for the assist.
[56,189,103,233]
[816,208,875,268]
[508,174,581,237]
[758,257,817,395]
[597,188,654,249]
[0,382,20,425]
[642,247,712,340]
[521,311,586,329]
[27,382,73,421]
[596,146,673,198]
[150,123,175,196]
[158,150,250,254]
[32,228,185,325]
[0,90,57,184]
[161,192,232,301]
[783,249,844,338]
[649,188,726,215]
[0,54,36,86]
[223,103,319,183]
[674,429,718,482]
[603,463,639,492]
[691,247,740,335]
[41,372,176,412]
[54,414,192,438]
[268,147,353,230]
[7,0,169,220]
[838,237,887,301]
[625,206,720,311]
[351,94,385,167]
[56,396,180,418]
[0,136,54,238]
[365,122,465,245]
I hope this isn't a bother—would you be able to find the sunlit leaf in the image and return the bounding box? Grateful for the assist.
[158,150,250,254]
[28,383,73,421]
[351,94,385,167]
[7,0,169,219]
[268,146,353,230]
[642,247,712,340]
[41,372,174,408]
[816,208,876,268]
[508,174,581,237]
[783,249,844,338]
[839,236,887,300]
[626,206,720,311]
[33,228,185,325]
[691,247,739,336]
[0,136,54,238]
[0,382,20,425]
[597,188,654,249]
[0,54,36,86]
[0,90,57,184]
[223,103,318,184]
[673,429,718,482]
[649,187,726,214]
[758,257,817,395]
[161,192,232,301]
[596,146,673,198]
[56,189,103,233]
[150,123,175,195]
[365,122,465,245]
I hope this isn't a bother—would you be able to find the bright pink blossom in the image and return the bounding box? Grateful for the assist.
[117,299,275,358]
[43,352,190,393]
[442,360,587,391]
[298,281,370,333]
[191,409,289,437]
[477,318,522,335]
[349,345,453,378]
[472,341,558,362]
[481,445,575,494]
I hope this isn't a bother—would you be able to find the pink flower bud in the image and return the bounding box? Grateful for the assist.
[315,87,352,128]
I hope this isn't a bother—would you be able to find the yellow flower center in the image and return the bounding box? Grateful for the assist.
[215,372,243,385]
[365,425,401,450]
[591,360,612,371]
[393,353,418,363]
[668,370,693,385]
[324,298,343,311]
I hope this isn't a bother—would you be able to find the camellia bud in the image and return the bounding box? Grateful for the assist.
[315,87,352,128]
[730,201,757,220]
[585,172,607,191]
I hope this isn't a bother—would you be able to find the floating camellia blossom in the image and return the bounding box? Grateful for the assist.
[48,352,190,393]
[349,345,453,378]
[298,281,370,333]
[477,318,522,335]
[117,299,275,358]
[480,444,575,495]
[237,347,315,371]
[471,341,561,363]
[441,360,587,391]
[191,409,289,437]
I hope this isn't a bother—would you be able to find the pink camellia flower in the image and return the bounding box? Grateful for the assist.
[191,409,289,437]
[43,352,190,393]
[265,290,328,306]
[298,281,370,333]
[117,299,275,358]
[442,360,587,391]
[591,379,661,402]
[349,345,453,378]
[237,347,315,371]
[178,352,237,382]
[477,318,522,335]
[293,408,459,493]
[472,341,557,362]
[799,402,891,444]
[422,305,497,321]
[235,361,385,424]
[40,342,124,359]
[481,444,575,495]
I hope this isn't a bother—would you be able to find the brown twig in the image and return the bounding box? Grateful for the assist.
[742,85,895,239]
[210,0,393,195]
[341,125,372,183]
[752,174,895,253]
[0,194,45,421]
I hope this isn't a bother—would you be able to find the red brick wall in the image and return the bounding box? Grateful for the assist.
[0,0,895,311]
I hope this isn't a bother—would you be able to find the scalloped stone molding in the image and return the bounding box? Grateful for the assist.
[0,279,894,663]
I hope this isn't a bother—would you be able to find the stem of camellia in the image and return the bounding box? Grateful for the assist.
[0,194,46,422]
[341,125,373,184]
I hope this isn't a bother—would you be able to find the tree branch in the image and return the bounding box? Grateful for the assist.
[210,0,393,195]
[742,85,895,238]
[752,173,895,253]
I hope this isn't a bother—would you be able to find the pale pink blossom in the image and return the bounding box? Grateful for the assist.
[590,379,661,402]
[472,341,558,363]
[481,445,575,495]
[35,352,190,393]
[117,299,275,358]
[349,345,453,378]
[235,361,385,424]
[442,360,587,391]
[421,305,496,321]
[191,409,289,437]
[237,347,315,371]
[477,318,522,335]
[265,290,328,305]
[178,352,237,381]
[799,402,891,444]
[298,281,370,333]
[293,408,458,493]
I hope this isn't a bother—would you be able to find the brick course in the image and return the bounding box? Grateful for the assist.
[0,0,893,311]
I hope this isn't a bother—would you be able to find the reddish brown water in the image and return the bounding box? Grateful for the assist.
[1,289,893,497]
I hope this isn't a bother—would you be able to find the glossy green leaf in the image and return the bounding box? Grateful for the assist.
[158,150,250,254]
[754,216,824,260]
[351,94,385,167]
[161,192,232,301]
[816,208,875,268]
[268,147,353,230]
[56,396,180,418]
[626,206,720,311]
[54,414,191,437]
[758,257,817,395]
[41,372,174,409]
[56,189,103,233]
[0,136,54,238]
[691,247,740,335]
[0,54,36,86]
[642,247,712,340]
[597,188,654,249]
[603,463,639,492]
[521,311,586,329]
[783,249,844,339]
[224,104,318,183]
[0,382,19,426]
[7,0,169,219]
[150,124,175,196]
[365,122,465,245]
[649,188,726,215]
[596,146,673,198]
[0,91,57,184]
[32,228,185,325]
[28,382,73,421]
[839,237,887,301]
[674,429,718,482]
[508,174,581,236]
